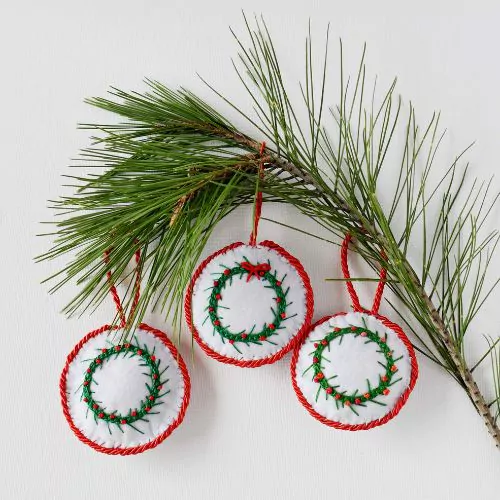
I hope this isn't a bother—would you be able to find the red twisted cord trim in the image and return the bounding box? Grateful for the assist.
[185,240,314,368]
[104,248,142,327]
[60,323,191,455]
[128,249,142,323]
[249,142,266,246]
[341,233,387,315]
[290,312,419,431]
[104,250,126,326]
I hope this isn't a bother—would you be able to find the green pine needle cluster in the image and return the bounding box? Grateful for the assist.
[38,15,500,447]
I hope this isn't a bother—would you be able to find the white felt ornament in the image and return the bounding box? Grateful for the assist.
[60,250,190,455]
[185,143,314,367]
[186,241,314,367]
[291,235,418,430]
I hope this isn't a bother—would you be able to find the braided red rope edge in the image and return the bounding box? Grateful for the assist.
[184,240,315,368]
[249,141,266,246]
[104,248,142,327]
[60,323,191,455]
[290,312,419,430]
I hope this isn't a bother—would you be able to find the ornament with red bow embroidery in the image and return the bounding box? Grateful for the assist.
[185,144,314,367]
[291,235,418,430]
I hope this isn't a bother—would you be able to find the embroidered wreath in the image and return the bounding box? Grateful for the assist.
[206,258,291,348]
[308,321,402,415]
[82,341,169,431]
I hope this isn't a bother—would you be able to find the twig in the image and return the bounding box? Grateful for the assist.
[227,131,500,448]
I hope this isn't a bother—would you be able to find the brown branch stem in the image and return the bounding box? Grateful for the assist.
[402,261,500,448]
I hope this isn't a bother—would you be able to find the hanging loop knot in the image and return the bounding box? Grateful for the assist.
[341,233,387,315]
[249,141,267,246]
[240,261,271,282]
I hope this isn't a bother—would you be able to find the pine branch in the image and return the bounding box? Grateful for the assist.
[38,15,500,448]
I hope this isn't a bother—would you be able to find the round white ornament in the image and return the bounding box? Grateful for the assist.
[291,312,418,430]
[291,234,418,430]
[185,240,314,367]
[61,324,190,454]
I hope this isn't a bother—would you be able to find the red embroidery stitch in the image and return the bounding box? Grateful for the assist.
[240,261,271,282]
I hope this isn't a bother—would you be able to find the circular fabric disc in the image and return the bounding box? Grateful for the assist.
[185,240,314,367]
[60,324,190,455]
[291,311,418,430]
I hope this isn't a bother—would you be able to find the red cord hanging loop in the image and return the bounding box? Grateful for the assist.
[341,234,387,315]
[104,247,141,327]
[249,142,267,246]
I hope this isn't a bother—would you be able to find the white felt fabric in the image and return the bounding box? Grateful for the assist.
[191,244,308,361]
[294,312,412,425]
[65,327,185,449]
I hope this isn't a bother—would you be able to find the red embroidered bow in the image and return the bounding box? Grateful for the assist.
[240,261,271,282]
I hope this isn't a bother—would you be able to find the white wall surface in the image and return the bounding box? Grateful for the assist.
[1,1,500,499]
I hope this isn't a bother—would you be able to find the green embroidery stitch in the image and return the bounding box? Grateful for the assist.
[309,324,402,414]
[206,259,289,346]
[82,342,168,432]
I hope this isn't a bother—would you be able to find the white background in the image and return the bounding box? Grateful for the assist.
[1,1,500,499]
